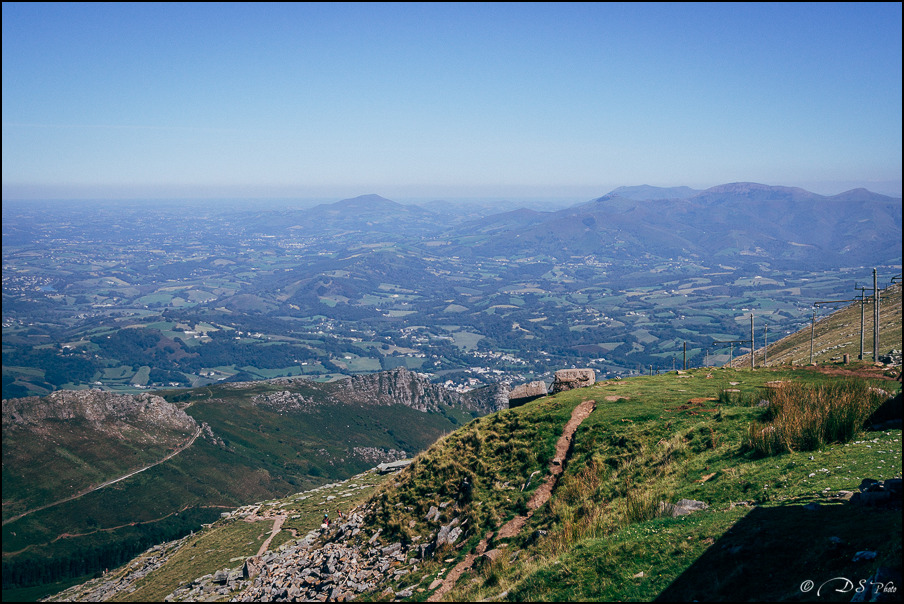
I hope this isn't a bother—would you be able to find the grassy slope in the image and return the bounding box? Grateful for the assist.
[58,364,899,603]
[733,282,902,367]
[442,367,901,602]
[1,416,196,524]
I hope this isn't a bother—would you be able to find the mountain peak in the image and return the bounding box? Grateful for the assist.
[827,188,902,202]
[692,182,820,202]
[603,185,701,201]
[335,194,401,208]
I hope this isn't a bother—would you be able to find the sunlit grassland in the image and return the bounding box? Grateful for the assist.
[437,367,901,602]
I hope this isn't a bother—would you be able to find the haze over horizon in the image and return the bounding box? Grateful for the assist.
[2,2,902,202]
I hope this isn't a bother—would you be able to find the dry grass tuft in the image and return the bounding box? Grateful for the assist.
[744,379,884,456]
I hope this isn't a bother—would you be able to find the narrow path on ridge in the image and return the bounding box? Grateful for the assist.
[256,515,287,557]
[428,398,596,602]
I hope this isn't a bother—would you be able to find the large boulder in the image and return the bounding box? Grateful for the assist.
[508,381,549,407]
[550,369,595,394]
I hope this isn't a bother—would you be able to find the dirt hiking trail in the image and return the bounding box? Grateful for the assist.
[428,398,596,601]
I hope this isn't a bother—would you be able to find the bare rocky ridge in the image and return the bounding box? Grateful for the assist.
[326,367,508,414]
[250,390,320,412]
[225,367,508,415]
[2,389,197,437]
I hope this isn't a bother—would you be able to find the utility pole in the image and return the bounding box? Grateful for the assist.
[713,340,749,367]
[763,324,768,367]
[750,313,755,370]
[855,286,867,360]
[683,341,687,371]
[873,268,879,362]
[810,307,816,365]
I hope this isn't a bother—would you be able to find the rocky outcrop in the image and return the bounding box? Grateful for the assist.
[550,369,595,394]
[376,459,414,474]
[251,390,320,412]
[327,367,507,414]
[464,382,509,413]
[353,447,408,464]
[878,349,902,365]
[2,390,197,436]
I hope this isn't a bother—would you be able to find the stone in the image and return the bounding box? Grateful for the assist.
[851,566,902,602]
[507,381,549,406]
[660,499,708,517]
[377,459,414,474]
[551,369,595,393]
[480,548,503,563]
[425,505,440,523]
[381,542,402,555]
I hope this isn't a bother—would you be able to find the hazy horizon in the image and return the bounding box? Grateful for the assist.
[2,179,901,205]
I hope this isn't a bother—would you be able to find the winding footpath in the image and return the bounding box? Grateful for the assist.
[428,398,597,601]
[2,426,202,527]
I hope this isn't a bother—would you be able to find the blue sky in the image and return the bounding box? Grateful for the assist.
[2,2,901,201]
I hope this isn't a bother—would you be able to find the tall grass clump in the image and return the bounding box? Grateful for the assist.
[744,379,884,456]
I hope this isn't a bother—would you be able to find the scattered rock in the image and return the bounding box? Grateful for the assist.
[425,505,440,523]
[660,499,708,517]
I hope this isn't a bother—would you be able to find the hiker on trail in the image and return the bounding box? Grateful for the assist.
[323,512,330,526]
[337,509,343,519]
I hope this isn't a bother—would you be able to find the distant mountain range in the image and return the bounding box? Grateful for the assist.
[232,183,901,268]
[441,182,902,269]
